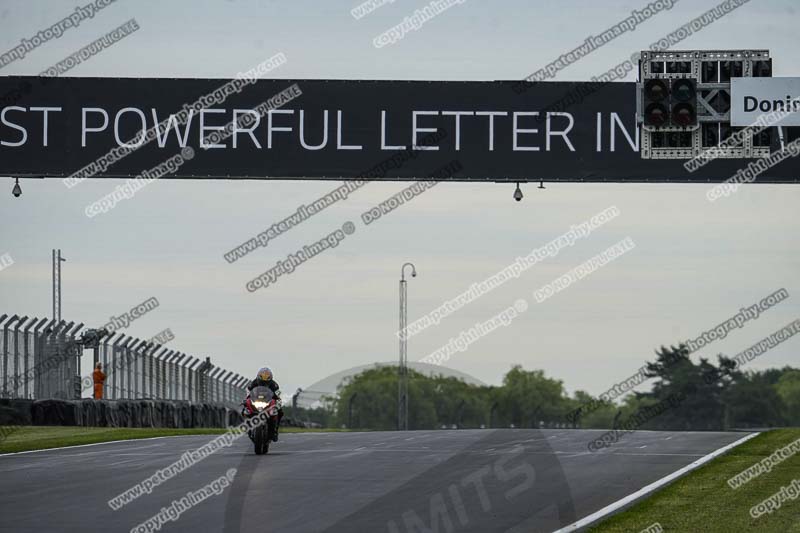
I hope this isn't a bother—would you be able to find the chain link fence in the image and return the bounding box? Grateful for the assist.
[0,313,249,407]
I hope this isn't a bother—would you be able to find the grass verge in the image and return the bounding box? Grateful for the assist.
[590,429,800,533]
[0,425,349,454]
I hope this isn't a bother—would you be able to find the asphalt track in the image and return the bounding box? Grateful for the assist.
[0,429,752,533]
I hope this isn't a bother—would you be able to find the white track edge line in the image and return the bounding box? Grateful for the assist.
[551,432,761,533]
[0,434,208,457]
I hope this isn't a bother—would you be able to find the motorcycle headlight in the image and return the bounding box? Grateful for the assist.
[252,401,269,410]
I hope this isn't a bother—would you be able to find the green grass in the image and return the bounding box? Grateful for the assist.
[590,429,800,533]
[0,425,350,454]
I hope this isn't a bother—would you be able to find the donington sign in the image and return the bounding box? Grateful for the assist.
[732,77,800,127]
[1,76,798,182]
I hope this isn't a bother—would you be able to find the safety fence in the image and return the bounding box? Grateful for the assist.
[0,313,249,406]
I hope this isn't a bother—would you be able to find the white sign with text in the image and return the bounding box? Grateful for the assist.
[732,77,800,127]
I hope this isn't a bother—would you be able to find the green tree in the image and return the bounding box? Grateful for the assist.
[496,366,570,428]
[776,369,800,426]
[636,345,735,430]
[724,371,786,429]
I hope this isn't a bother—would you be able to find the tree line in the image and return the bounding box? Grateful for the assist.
[284,345,800,431]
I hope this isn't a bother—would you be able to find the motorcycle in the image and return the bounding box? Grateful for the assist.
[242,386,281,455]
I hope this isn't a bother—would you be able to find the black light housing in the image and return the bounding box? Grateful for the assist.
[671,103,696,127]
[643,79,669,127]
[513,182,523,202]
[645,103,668,127]
[645,79,668,102]
[670,78,697,127]
[12,178,21,198]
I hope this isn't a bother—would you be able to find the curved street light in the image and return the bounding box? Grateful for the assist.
[398,262,417,431]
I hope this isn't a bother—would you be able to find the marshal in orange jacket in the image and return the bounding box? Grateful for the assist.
[93,367,107,399]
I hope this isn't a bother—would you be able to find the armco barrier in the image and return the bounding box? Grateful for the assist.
[0,398,242,429]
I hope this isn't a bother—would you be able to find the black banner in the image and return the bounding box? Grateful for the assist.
[0,76,798,182]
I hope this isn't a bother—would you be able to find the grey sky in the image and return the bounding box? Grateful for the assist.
[0,0,798,399]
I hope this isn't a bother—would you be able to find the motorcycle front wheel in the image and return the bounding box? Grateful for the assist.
[254,424,269,455]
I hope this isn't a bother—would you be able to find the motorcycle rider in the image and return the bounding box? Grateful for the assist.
[247,367,284,441]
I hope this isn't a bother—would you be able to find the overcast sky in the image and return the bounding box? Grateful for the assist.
[0,0,798,400]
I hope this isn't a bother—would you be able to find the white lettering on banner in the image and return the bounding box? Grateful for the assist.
[2,106,594,153]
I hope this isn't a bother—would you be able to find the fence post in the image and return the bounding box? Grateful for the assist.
[114,335,126,400]
[182,353,189,400]
[0,314,7,397]
[11,316,28,398]
[53,321,67,398]
[110,335,125,400]
[213,368,224,403]
[192,358,202,402]
[20,318,36,399]
[236,375,244,402]
[0,314,7,393]
[35,320,54,399]
[228,372,236,404]
[121,336,135,399]
[30,318,47,399]
[59,321,73,398]
[185,356,196,402]
[173,353,184,400]
[171,353,179,400]
[220,371,230,404]
[209,368,217,402]
[135,340,146,399]
[2,315,20,397]
[228,375,236,404]
[100,336,110,399]
[67,322,83,400]
[138,340,149,399]
[232,376,239,405]
[156,350,166,399]
[173,353,185,400]
[207,367,217,402]
[180,355,188,400]
[127,339,140,399]
[130,339,144,399]
[155,350,164,399]
[164,351,173,400]
[199,358,212,402]
[148,348,157,398]
[147,348,157,398]
[144,342,154,399]
[153,348,166,399]
[46,320,60,399]
[233,373,241,404]
[162,349,170,399]
[238,376,249,402]
[141,342,153,398]
[170,350,180,399]
[116,336,127,399]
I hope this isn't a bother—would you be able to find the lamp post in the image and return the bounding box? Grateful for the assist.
[398,262,416,431]
[52,249,65,322]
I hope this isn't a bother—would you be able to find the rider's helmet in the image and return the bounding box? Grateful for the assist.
[257,367,273,382]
